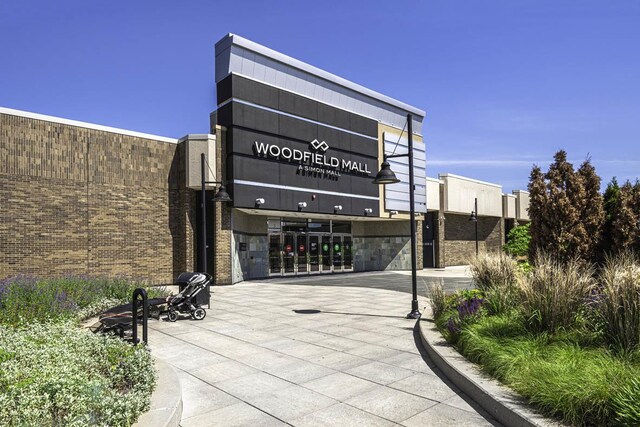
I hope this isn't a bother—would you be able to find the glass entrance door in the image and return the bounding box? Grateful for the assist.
[321,235,332,273]
[268,221,353,276]
[309,235,320,272]
[283,233,296,275]
[332,236,343,272]
[269,234,282,276]
[343,236,353,271]
[297,233,308,274]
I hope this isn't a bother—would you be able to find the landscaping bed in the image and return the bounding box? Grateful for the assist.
[430,254,640,426]
[0,276,169,426]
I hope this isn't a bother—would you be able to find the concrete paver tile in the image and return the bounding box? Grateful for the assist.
[344,385,437,423]
[400,403,497,427]
[308,350,371,371]
[346,344,406,362]
[388,373,458,402]
[275,341,335,359]
[378,352,436,373]
[213,372,293,400]
[189,359,259,383]
[440,394,482,414]
[314,336,362,351]
[176,371,240,419]
[244,384,338,422]
[181,402,286,427]
[162,353,229,372]
[347,360,415,385]
[378,335,421,353]
[235,350,298,371]
[301,372,379,401]
[292,403,395,427]
[265,359,336,383]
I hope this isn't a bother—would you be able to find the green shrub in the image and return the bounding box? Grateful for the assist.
[613,377,640,425]
[504,222,531,258]
[469,253,520,315]
[0,276,168,325]
[456,314,639,426]
[0,322,156,426]
[598,252,640,353]
[519,254,595,333]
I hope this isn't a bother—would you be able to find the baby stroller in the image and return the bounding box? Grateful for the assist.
[166,272,212,322]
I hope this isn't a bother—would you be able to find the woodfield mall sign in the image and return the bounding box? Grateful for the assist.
[253,139,372,178]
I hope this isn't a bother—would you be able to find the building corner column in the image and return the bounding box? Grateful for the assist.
[214,125,233,285]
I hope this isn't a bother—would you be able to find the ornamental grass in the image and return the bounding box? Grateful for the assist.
[518,253,595,333]
[598,252,640,354]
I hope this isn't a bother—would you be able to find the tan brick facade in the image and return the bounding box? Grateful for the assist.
[0,113,195,282]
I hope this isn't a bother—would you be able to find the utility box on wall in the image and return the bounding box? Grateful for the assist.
[181,134,217,189]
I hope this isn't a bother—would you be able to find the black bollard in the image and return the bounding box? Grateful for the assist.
[131,288,149,345]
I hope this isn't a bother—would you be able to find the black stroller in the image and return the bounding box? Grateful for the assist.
[166,272,212,322]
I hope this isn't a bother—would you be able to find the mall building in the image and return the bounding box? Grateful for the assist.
[0,34,529,285]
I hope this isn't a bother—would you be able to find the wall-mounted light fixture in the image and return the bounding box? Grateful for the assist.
[334,205,342,214]
[298,202,307,211]
[364,208,373,215]
[468,197,479,256]
[255,198,265,207]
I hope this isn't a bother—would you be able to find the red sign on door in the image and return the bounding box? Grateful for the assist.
[299,244,305,252]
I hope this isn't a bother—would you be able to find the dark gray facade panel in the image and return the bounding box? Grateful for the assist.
[217,75,378,138]
[231,183,379,217]
[217,75,382,218]
[223,104,378,158]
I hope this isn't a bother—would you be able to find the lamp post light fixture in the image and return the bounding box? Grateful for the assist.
[200,153,232,291]
[373,113,421,319]
[468,197,478,256]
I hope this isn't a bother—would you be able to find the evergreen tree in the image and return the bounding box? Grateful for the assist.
[577,159,604,261]
[528,165,548,259]
[527,150,604,263]
[611,181,637,252]
[601,177,620,255]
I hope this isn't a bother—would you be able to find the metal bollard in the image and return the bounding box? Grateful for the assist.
[132,288,149,345]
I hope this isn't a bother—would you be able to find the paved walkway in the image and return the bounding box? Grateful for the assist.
[148,276,497,426]
[261,267,473,296]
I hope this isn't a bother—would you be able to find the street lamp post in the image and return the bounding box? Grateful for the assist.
[468,197,478,256]
[373,113,421,319]
[200,153,232,290]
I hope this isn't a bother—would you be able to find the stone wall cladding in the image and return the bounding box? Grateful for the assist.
[353,236,411,271]
[352,219,421,271]
[443,213,503,266]
[0,113,194,282]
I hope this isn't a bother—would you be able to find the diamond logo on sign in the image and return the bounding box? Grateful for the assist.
[310,139,329,152]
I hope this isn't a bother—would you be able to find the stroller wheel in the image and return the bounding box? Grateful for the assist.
[192,308,206,320]
[167,311,178,322]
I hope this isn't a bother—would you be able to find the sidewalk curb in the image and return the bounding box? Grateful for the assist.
[417,316,563,427]
[133,358,183,427]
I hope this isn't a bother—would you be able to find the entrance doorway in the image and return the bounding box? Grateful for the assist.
[423,212,436,268]
[268,219,353,276]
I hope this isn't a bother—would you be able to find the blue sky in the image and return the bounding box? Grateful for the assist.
[1,1,639,192]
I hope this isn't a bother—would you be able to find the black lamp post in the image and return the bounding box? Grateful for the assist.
[468,197,478,256]
[373,113,421,319]
[200,153,232,289]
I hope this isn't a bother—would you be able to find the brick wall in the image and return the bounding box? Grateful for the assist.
[441,213,504,266]
[0,112,194,282]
